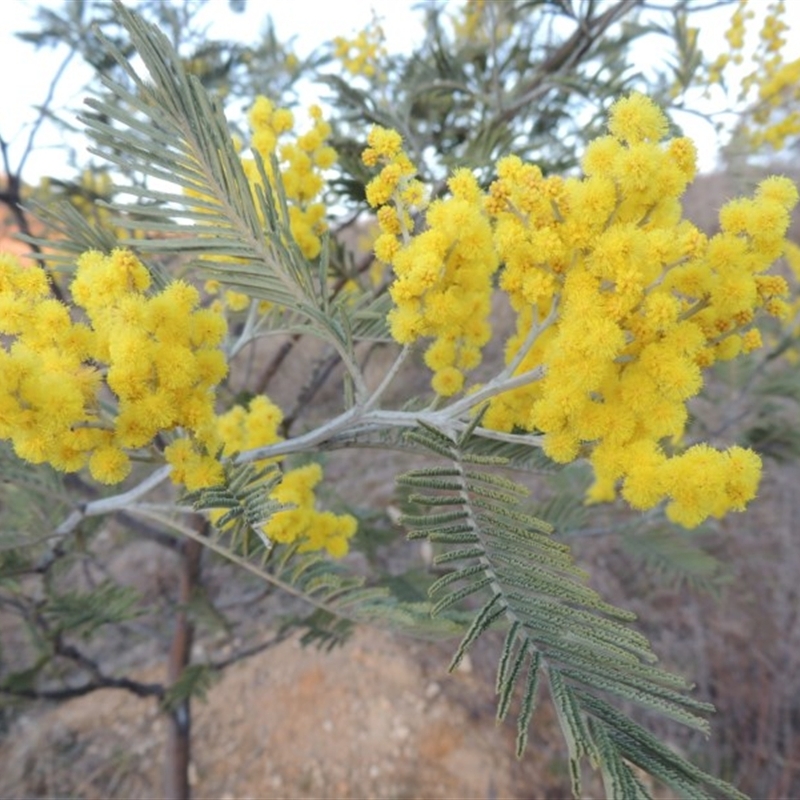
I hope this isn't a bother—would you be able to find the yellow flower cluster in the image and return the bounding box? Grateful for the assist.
[706,1,750,83]
[363,128,422,279]
[201,278,275,317]
[451,0,512,47]
[267,464,357,557]
[726,0,750,50]
[708,0,800,151]
[451,0,487,42]
[364,128,498,396]
[215,394,284,459]
[1,248,356,556]
[211,397,357,557]
[365,94,798,527]
[782,240,800,354]
[333,22,386,79]
[0,249,228,485]
[488,95,796,526]
[244,97,337,259]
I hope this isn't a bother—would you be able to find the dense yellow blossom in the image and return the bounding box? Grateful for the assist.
[706,0,800,151]
[215,395,284,460]
[0,249,228,485]
[210,398,357,557]
[489,95,794,526]
[364,93,798,527]
[364,133,495,395]
[333,20,387,79]
[242,98,336,259]
[1,249,356,557]
[185,96,336,267]
[265,463,357,557]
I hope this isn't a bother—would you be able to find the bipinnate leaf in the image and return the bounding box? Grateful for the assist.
[77,1,361,361]
[398,420,746,800]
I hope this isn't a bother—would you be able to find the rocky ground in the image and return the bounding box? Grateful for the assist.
[0,627,579,799]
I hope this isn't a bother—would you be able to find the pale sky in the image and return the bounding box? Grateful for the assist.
[2,0,799,184]
[2,0,424,182]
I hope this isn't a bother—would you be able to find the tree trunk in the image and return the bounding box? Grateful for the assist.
[163,522,204,800]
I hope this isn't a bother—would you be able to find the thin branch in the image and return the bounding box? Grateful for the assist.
[1,678,163,702]
[227,298,262,361]
[54,465,173,538]
[363,345,411,411]
[62,473,182,550]
[253,334,299,395]
[0,636,166,701]
[127,506,354,616]
[208,628,291,671]
[17,47,77,176]
[0,137,63,300]
[281,346,344,436]
[164,523,204,800]
[498,304,557,382]
[237,350,548,463]
[497,0,641,125]
[438,364,545,421]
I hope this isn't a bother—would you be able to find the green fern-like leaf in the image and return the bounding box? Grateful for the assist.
[43,582,142,639]
[76,0,362,368]
[619,524,722,590]
[173,461,463,646]
[185,459,284,557]
[17,200,120,271]
[162,663,216,711]
[397,420,745,800]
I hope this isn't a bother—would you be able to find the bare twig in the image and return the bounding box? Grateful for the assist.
[0,634,165,702]
[496,0,641,125]
[17,48,77,176]
[208,628,292,671]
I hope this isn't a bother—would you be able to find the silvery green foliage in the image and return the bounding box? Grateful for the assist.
[398,420,742,799]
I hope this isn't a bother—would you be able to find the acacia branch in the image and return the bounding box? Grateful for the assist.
[54,465,173,539]
[208,628,292,671]
[0,46,78,302]
[17,47,77,176]
[497,0,641,124]
[1,635,165,702]
[1,678,162,702]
